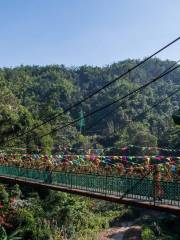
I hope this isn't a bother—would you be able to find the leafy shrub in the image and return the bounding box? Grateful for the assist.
[0,186,9,203]
[142,227,156,240]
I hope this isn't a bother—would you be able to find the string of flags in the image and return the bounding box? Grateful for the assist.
[0,153,179,164]
[1,144,180,154]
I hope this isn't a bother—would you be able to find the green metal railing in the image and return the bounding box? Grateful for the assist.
[0,166,179,207]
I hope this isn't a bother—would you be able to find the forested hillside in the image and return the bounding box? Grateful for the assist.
[0,58,179,151]
[0,59,179,240]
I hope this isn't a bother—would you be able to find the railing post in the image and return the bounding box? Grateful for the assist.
[70,172,72,188]
[105,171,107,196]
[153,169,156,205]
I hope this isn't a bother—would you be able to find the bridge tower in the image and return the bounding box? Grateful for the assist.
[79,109,85,134]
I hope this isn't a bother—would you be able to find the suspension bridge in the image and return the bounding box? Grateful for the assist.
[0,151,179,215]
[0,37,180,215]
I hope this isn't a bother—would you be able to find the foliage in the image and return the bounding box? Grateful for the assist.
[0,185,9,204]
[0,59,179,150]
[0,59,179,238]
[142,227,156,240]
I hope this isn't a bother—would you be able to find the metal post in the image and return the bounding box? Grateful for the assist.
[153,169,156,205]
[105,170,107,196]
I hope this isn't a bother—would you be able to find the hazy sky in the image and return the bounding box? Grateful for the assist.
[0,0,180,67]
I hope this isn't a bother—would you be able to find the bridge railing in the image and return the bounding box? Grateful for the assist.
[0,165,179,207]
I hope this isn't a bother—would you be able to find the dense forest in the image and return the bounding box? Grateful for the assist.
[0,58,179,151]
[0,58,179,239]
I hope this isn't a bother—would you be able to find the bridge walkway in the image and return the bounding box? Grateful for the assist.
[0,166,179,214]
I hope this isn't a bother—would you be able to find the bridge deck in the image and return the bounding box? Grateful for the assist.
[0,174,179,215]
[0,166,179,214]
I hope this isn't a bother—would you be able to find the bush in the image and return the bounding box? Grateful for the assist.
[0,186,9,203]
[142,227,156,240]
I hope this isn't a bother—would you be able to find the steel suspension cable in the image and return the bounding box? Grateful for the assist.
[5,36,180,143]
[37,64,180,139]
[86,88,180,133]
[119,167,154,200]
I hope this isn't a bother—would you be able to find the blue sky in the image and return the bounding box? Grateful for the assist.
[0,0,180,67]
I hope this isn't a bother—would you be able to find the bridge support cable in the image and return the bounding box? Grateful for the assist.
[86,87,180,133]
[83,59,179,133]
[4,36,180,145]
[117,168,154,200]
[35,64,180,140]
